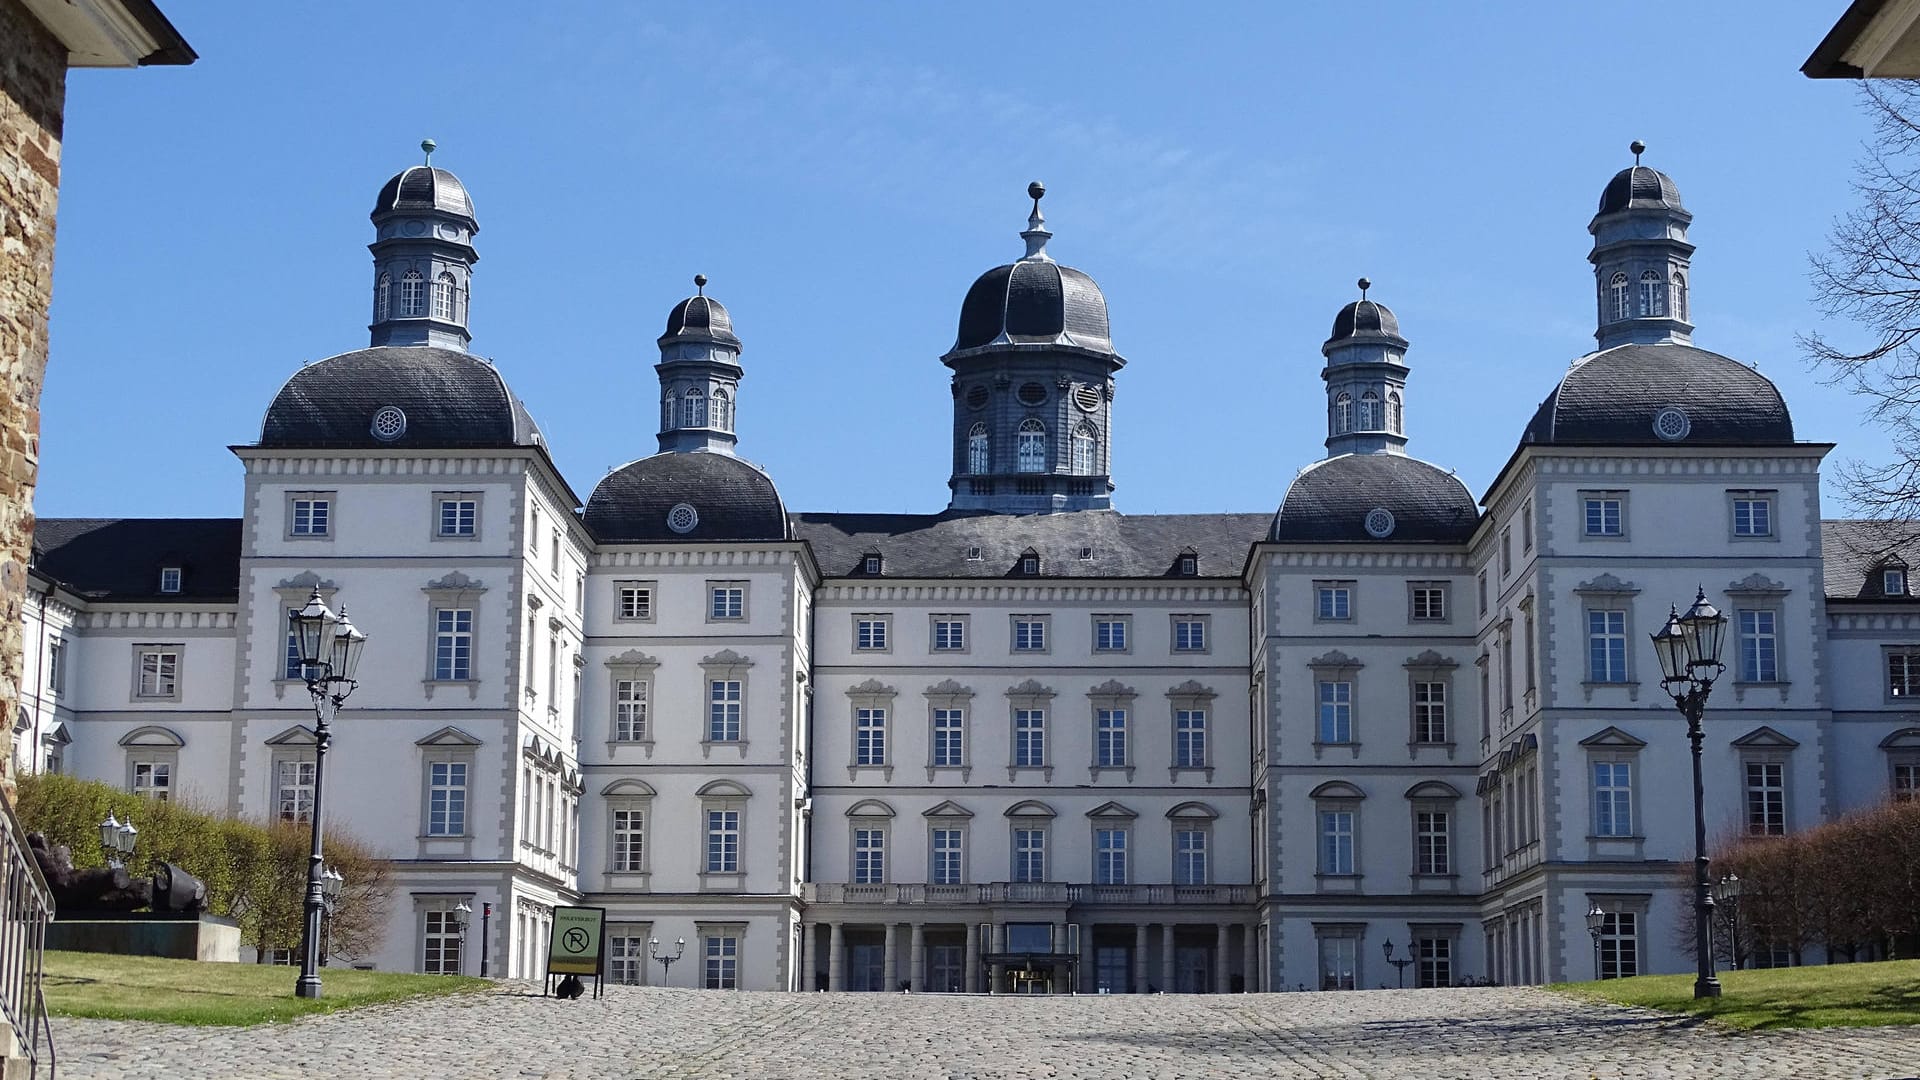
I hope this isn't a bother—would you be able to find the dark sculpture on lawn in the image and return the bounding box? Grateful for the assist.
[28,833,208,916]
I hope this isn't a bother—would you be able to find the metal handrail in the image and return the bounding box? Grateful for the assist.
[0,788,54,1077]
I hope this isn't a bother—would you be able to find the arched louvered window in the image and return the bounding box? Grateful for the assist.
[374,273,391,322]
[1358,391,1379,430]
[432,272,456,321]
[1609,272,1631,322]
[1334,393,1352,434]
[1639,270,1667,317]
[1387,391,1403,434]
[681,387,708,428]
[712,389,732,431]
[1672,272,1688,321]
[1071,421,1097,475]
[399,270,426,317]
[1016,418,1047,474]
[967,422,989,474]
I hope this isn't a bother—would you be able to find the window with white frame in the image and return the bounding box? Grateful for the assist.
[131,759,171,800]
[375,272,391,321]
[1318,930,1360,990]
[930,827,964,885]
[46,638,64,693]
[708,681,743,743]
[1639,269,1667,316]
[1745,761,1786,835]
[1174,709,1208,768]
[1889,648,1920,698]
[1012,616,1047,652]
[1582,492,1624,537]
[614,678,649,741]
[427,760,468,836]
[1737,609,1778,682]
[1095,708,1127,768]
[1731,493,1774,538]
[1358,390,1379,430]
[1013,709,1046,767]
[159,566,182,594]
[1593,761,1633,836]
[1608,272,1630,321]
[1332,392,1351,433]
[681,387,708,428]
[1317,681,1353,744]
[1595,910,1638,979]
[705,809,740,873]
[1416,937,1453,988]
[1500,527,1513,577]
[1319,809,1355,875]
[855,707,887,766]
[1011,826,1047,882]
[1410,584,1447,622]
[136,648,180,699]
[617,582,654,621]
[855,615,889,651]
[289,495,331,537]
[436,495,478,538]
[1586,610,1628,683]
[932,616,967,651]
[1015,418,1047,473]
[708,582,745,621]
[1413,682,1448,744]
[852,826,886,884]
[967,423,989,474]
[1094,616,1128,652]
[609,935,646,984]
[1174,828,1208,885]
[931,708,965,767]
[1071,421,1097,475]
[1477,572,1488,616]
[1386,390,1403,433]
[433,609,473,681]
[1894,761,1919,801]
[276,757,315,823]
[422,905,465,975]
[1416,809,1450,874]
[432,271,456,321]
[1316,582,1353,621]
[1888,567,1910,596]
[399,270,425,316]
[612,808,645,871]
[1172,616,1208,652]
[703,931,740,989]
[1094,828,1128,885]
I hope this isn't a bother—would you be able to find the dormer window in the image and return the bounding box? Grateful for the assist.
[1078,546,1094,561]
[966,547,983,561]
[1639,270,1667,317]
[1019,552,1040,576]
[1178,553,1198,577]
[862,554,882,576]
[1886,568,1908,597]
[159,567,182,594]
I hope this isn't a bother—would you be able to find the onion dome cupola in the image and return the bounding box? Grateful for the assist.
[369,140,479,350]
[1590,141,1693,350]
[1322,278,1410,456]
[656,275,743,455]
[943,182,1124,515]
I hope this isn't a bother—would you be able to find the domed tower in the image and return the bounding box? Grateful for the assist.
[368,140,478,350]
[944,182,1123,514]
[655,275,743,455]
[1322,278,1409,456]
[1590,141,1693,351]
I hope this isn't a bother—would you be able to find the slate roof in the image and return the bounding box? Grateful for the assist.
[1822,519,1920,600]
[1596,165,1684,217]
[792,510,1269,579]
[259,347,544,451]
[372,166,476,223]
[661,294,740,349]
[1521,343,1793,447]
[32,519,241,602]
[948,260,1114,357]
[1272,454,1478,544]
[586,453,789,543]
[1326,299,1404,349]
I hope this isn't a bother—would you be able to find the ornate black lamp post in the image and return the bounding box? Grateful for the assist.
[452,899,472,974]
[1651,588,1728,1000]
[480,902,493,977]
[317,866,343,966]
[1586,905,1607,979]
[1380,939,1416,989]
[1713,874,1744,970]
[649,937,686,986]
[289,588,368,999]
[98,813,137,869]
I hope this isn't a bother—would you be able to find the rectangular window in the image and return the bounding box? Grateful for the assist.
[423,908,465,975]
[1477,572,1488,617]
[1174,709,1208,768]
[1094,828,1128,885]
[852,828,886,884]
[612,808,645,871]
[1745,761,1786,836]
[1316,584,1352,620]
[427,761,468,836]
[932,617,966,651]
[47,639,64,693]
[1521,499,1534,552]
[1416,811,1449,874]
[855,616,889,651]
[1888,568,1909,596]
[930,828,963,885]
[549,530,561,577]
[137,649,179,698]
[855,708,887,766]
[1094,617,1128,652]
[1319,935,1358,990]
[705,810,740,872]
[1732,496,1773,537]
[1738,610,1778,682]
[1583,494,1624,537]
[1500,527,1513,576]
[437,497,478,538]
[1593,761,1633,837]
[1012,617,1047,652]
[1013,709,1046,767]
[159,567,182,594]
[433,609,473,681]
[131,760,171,800]
[1413,682,1448,743]
[1597,911,1638,979]
[703,934,739,989]
[1174,829,1207,885]
[609,936,645,985]
[290,497,331,537]
[616,584,654,621]
[1317,681,1353,744]
[931,709,966,767]
[1410,585,1447,622]
[1172,617,1207,652]
[1012,828,1047,883]
[709,584,745,621]
[1895,762,1920,802]
[276,758,315,823]
[708,681,743,742]
[1890,649,1920,698]
[1586,610,1628,683]
[1095,709,1127,767]
[1319,810,1355,874]
[614,679,649,741]
[1416,938,1452,989]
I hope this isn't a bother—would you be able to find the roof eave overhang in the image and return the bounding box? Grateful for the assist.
[230,443,586,510]
[19,0,196,67]
[1805,0,1920,77]
[1478,441,1836,508]
[941,341,1126,369]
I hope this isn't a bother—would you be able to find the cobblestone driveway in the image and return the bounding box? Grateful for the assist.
[53,983,1920,1079]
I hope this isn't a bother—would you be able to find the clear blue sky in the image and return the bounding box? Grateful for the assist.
[39,1,1884,520]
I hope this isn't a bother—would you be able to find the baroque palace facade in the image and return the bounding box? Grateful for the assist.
[16,150,1920,993]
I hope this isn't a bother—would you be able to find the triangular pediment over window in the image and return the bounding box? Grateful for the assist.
[264,724,318,746]
[1085,800,1138,820]
[1730,725,1800,749]
[922,800,974,819]
[1578,725,1647,749]
[417,725,483,748]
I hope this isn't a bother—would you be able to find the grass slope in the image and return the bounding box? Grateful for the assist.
[1555,958,1920,1030]
[45,951,487,1026]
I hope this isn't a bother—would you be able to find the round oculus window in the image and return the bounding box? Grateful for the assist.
[1363,507,1396,539]
[1073,385,1101,412]
[1017,382,1048,406]
[966,385,990,409]
[370,406,407,441]
[1652,407,1691,441]
[666,503,699,534]
[401,219,427,237]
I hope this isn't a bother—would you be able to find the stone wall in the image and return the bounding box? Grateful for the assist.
[0,0,67,791]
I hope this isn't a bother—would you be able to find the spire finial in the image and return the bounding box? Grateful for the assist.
[421,138,437,166]
[1358,277,1371,299]
[1630,139,1645,166]
[1020,180,1053,262]
[694,273,707,296]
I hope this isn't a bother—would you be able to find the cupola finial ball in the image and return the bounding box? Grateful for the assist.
[694,273,708,294]
[421,137,436,163]
[1630,139,1645,164]
[1357,277,1371,298]
[1028,181,1045,201]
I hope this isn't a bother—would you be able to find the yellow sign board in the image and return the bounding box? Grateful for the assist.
[546,905,605,977]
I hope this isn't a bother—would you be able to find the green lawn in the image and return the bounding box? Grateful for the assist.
[43,951,488,1026]
[1555,958,1920,1030]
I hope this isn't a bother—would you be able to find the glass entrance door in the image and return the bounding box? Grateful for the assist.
[1094,946,1131,993]
[926,944,964,992]
[848,943,886,991]
[1175,945,1211,993]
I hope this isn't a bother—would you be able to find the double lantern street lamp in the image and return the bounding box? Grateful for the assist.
[1713,874,1745,971]
[1650,587,1730,1001]
[650,937,686,986]
[289,588,368,1000]
[1380,939,1416,989]
[98,812,138,869]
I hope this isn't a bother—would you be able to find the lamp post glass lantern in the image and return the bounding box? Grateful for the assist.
[1586,905,1607,979]
[1380,939,1415,989]
[650,937,686,986]
[289,589,366,999]
[1713,874,1744,970]
[1651,587,1727,1000]
[98,812,137,868]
